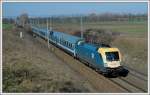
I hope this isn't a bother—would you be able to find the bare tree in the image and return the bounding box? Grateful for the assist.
[19,13,29,27]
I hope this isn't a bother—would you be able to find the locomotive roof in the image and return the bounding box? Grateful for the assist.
[83,43,110,51]
[52,31,84,44]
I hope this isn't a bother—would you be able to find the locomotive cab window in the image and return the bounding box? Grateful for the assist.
[105,52,119,61]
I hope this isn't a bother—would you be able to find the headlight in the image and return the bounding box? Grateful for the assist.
[104,63,108,67]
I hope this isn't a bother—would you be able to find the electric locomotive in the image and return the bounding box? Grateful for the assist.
[76,42,128,76]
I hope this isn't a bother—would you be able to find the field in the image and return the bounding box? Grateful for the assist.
[52,21,148,75]
[2,23,13,31]
[2,24,95,92]
[52,21,147,34]
[2,20,148,92]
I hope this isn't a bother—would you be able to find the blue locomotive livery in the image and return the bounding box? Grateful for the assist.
[30,25,128,77]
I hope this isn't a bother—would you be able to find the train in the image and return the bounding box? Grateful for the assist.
[16,17,129,77]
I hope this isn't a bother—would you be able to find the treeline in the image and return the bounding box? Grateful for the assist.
[3,18,15,24]
[47,13,148,24]
[3,13,147,24]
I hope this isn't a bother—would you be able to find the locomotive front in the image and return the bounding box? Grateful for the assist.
[98,48,129,77]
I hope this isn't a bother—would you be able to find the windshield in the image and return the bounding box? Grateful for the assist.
[105,51,119,61]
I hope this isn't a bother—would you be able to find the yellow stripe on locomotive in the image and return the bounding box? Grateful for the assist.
[98,48,122,68]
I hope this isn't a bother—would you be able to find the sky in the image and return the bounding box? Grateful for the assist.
[2,2,148,18]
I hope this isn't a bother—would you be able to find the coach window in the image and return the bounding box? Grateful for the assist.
[65,41,67,46]
[68,42,70,47]
[72,44,74,48]
[71,44,72,48]
[60,38,62,43]
[62,40,64,45]
[58,38,60,42]
[64,40,65,45]
[62,40,64,44]
[63,40,64,45]
[60,38,62,44]
[54,36,56,41]
[61,39,63,44]
[55,36,56,41]
[67,41,68,46]
[69,43,71,48]
[56,37,58,42]
[66,41,67,46]
[67,42,69,47]
[70,44,72,48]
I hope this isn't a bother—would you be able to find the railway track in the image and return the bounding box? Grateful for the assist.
[124,66,147,81]
[31,30,147,93]
[118,66,148,92]
[110,77,147,93]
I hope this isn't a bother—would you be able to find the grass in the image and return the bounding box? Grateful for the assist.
[3,61,87,92]
[2,23,13,31]
[86,23,147,33]
[3,27,90,92]
[112,36,148,74]
[51,21,147,33]
[3,61,41,92]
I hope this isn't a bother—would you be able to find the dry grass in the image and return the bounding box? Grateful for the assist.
[112,36,148,75]
[2,27,93,92]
